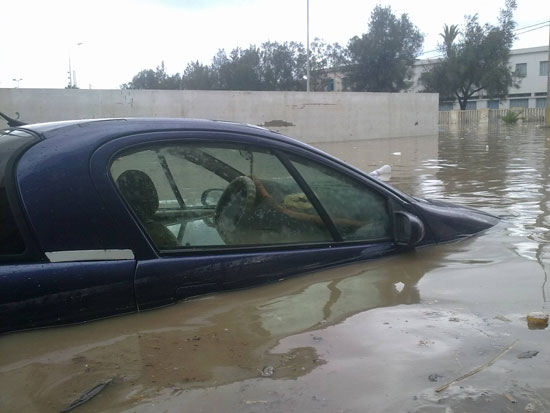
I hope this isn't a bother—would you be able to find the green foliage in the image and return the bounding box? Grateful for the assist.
[440,24,460,58]
[181,61,216,90]
[420,0,517,110]
[259,41,306,91]
[500,109,522,124]
[122,40,347,91]
[346,5,423,92]
[309,39,350,91]
[121,62,181,90]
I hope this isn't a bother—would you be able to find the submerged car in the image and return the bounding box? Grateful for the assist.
[0,118,498,334]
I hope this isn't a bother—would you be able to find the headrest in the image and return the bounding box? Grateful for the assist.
[116,170,159,221]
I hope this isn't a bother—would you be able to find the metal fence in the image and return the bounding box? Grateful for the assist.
[439,108,546,124]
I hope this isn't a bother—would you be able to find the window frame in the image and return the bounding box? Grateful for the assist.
[540,61,549,76]
[515,62,527,77]
[0,129,45,264]
[107,133,398,257]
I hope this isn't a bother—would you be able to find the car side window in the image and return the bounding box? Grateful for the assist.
[289,155,392,241]
[110,143,334,250]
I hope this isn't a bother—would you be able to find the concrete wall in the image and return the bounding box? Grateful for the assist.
[0,88,438,143]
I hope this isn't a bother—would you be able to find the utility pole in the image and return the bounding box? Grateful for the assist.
[306,0,310,92]
[67,56,73,88]
[546,19,550,126]
[67,42,83,88]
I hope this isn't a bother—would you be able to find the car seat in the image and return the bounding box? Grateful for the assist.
[116,170,179,249]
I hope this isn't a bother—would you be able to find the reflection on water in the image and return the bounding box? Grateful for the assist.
[2,124,550,412]
[0,252,437,412]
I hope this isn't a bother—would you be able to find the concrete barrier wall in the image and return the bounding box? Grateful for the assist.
[0,89,438,143]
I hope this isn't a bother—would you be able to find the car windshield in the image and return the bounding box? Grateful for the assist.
[0,129,38,256]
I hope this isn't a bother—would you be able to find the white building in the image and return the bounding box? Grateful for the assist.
[325,45,549,110]
[420,45,549,110]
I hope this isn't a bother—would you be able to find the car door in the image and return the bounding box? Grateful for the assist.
[0,130,138,334]
[92,131,405,311]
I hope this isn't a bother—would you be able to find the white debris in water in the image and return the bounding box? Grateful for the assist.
[394,282,405,293]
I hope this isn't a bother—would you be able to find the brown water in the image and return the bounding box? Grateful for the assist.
[2,124,550,412]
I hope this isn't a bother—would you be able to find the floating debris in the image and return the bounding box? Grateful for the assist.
[369,164,392,179]
[503,393,516,403]
[60,379,113,412]
[526,312,549,329]
[394,282,404,293]
[435,340,517,392]
[261,366,274,377]
[517,351,539,359]
[494,315,512,322]
[428,374,443,382]
[525,402,536,411]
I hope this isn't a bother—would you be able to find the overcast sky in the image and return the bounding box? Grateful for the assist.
[2,0,549,90]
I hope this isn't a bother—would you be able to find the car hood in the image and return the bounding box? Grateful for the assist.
[413,198,499,243]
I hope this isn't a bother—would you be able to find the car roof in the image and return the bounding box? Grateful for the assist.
[16,118,295,145]
[15,117,415,204]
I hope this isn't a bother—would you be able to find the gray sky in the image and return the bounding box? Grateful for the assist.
[2,0,549,90]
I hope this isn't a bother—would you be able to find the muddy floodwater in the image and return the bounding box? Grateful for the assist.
[2,124,550,412]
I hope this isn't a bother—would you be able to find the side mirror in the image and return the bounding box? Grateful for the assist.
[201,188,224,207]
[394,211,425,246]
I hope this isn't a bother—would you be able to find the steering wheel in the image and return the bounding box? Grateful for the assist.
[214,176,257,240]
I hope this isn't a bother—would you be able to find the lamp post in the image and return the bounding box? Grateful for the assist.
[546,19,550,127]
[306,0,310,92]
[12,78,22,88]
[67,42,84,88]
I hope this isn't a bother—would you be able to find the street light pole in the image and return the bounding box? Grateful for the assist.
[306,0,310,92]
[546,19,550,126]
[67,42,83,88]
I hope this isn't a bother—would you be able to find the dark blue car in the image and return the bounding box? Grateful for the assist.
[0,118,498,334]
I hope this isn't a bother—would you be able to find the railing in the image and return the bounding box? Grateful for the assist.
[439,108,546,124]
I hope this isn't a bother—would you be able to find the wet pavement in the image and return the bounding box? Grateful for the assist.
[2,123,550,412]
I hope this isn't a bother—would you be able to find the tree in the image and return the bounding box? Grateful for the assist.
[440,24,460,58]
[420,0,517,110]
[181,61,216,90]
[121,39,349,92]
[309,38,349,91]
[121,62,181,90]
[259,41,306,91]
[346,6,423,92]
[209,47,263,90]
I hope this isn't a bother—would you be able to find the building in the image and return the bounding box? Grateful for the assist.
[324,45,549,111]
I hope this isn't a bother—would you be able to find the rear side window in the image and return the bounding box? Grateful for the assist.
[0,130,38,256]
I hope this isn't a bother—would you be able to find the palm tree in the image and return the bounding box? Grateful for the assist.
[440,24,460,57]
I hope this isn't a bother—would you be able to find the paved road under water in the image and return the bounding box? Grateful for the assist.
[2,124,550,412]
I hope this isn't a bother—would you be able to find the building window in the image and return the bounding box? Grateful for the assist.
[536,98,548,109]
[541,61,549,76]
[439,102,453,111]
[515,63,527,77]
[326,78,335,92]
[465,101,477,110]
[507,92,531,98]
[487,100,500,109]
[509,98,529,109]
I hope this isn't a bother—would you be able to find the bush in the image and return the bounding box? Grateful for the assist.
[500,109,523,124]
